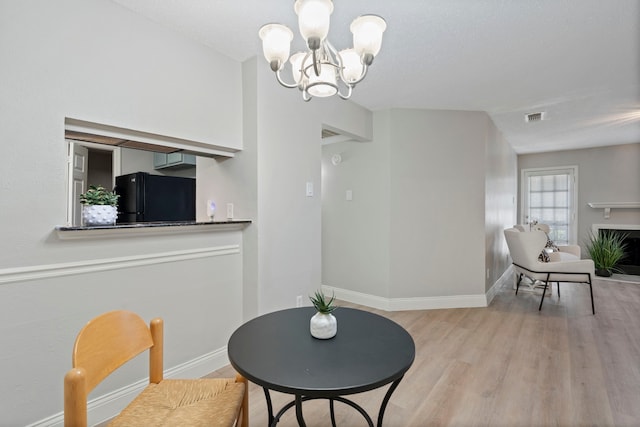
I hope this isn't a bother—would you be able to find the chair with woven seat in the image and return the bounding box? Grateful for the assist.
[64,310,248,427]
[504,227,596,314]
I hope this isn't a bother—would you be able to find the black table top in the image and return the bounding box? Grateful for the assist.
[227,307,415,397]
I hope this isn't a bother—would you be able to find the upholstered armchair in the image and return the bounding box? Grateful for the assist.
[504,227,596,314]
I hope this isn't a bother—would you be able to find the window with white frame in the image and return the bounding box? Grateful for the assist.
[521,166,578,245]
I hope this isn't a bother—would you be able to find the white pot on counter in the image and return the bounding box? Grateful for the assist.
[82,205,118,226]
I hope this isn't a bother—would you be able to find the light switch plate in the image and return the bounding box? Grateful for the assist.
[306,182,314,197]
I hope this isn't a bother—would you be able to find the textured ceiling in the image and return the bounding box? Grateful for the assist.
[110,0,640,153]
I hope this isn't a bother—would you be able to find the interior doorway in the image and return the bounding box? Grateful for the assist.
[66,140,120,226]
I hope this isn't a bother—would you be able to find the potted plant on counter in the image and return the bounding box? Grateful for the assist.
[309,290,337,339]
[585,230,628,277]
[80,185,119,226]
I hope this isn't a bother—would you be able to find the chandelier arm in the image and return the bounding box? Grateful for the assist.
[275,69,300,89]
[324,40,339,60]
[342,63,369,86]
[312,48,320,77]
[337,85,353,100]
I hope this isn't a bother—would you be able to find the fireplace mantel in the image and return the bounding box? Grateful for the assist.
[587,202,640,219]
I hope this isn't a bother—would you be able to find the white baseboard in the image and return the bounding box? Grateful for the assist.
[322,284,489,311]
[486,265,514,304]
[26,347,230,427]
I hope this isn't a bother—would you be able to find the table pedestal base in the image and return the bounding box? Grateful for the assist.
[264,376,404,427]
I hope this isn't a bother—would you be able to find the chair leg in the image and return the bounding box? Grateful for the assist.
[539,273,551,311]
[588,274,595,315]
[557,282,560,297]
[516,273,522,295]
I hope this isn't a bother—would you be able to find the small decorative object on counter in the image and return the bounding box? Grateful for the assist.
[79,185,119,226]
[207,200,216,221]
[309,290,337,339]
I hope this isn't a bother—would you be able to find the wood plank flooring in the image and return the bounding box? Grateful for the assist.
[207,277,640,426]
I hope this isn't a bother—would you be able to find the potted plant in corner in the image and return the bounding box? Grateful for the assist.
[79,185,119,226]
[309,290,337,339]
[585,230,628,277]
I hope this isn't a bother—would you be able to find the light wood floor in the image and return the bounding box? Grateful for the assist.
[207,277,640,426]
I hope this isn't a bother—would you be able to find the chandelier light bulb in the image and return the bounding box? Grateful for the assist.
[259,24,293,71]
[351,15,387,63]
[338,48,362,83]
[289,52,307,86]
[294,0,334,49]
[307,63,338,97]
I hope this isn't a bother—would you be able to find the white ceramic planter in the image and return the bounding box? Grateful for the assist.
[82,205,118,226]
[310,312,337,339]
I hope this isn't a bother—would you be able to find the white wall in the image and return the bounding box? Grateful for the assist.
[485,119,518,291]
[321,114,391,298]
[388,109,487,299]
[0,1,244,425]
[518,143,640,250]
[321,108,518,307]
[253,60,374,314]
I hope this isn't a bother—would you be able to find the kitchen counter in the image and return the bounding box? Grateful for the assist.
[55,220,252,240]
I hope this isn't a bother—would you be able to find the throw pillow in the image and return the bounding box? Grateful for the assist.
[545,233,559,252]
[538,250,550,263]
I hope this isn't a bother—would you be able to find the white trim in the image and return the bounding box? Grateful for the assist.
[65,117,237,158]
[486,265,514,304]
[587,202,640,209]
[592,223,640,235]
[321,286,392,311]
[321,285,489,312]
[588,203,640,219]
[0,245,239,285]
[55,220,250,240]
[25,347,230,427]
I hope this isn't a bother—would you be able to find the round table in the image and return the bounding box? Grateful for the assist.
[227,307,415,427]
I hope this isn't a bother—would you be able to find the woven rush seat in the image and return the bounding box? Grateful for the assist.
[110,379,245,427]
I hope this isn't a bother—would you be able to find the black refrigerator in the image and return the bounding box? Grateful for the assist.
[115,172,196,223]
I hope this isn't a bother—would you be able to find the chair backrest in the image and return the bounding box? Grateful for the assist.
[504,228,547,270]
[71,310,162,393]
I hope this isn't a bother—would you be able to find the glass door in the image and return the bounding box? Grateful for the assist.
[521,166,578,245]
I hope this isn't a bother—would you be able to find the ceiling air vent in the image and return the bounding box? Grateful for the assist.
[525,112,546,122]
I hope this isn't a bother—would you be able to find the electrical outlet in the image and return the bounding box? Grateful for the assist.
[226,203,234,219]
[296,295,303,307]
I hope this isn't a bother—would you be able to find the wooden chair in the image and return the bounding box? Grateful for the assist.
[64,310,248,427]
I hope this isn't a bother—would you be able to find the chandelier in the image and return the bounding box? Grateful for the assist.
[258,0,386,101]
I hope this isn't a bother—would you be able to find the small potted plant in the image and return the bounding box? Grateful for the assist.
[79,185,119,226]
[309,290,337,339]
[585,230,628,277]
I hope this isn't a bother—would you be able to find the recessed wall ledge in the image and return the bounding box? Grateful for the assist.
[587,202,640,219]
[55,220,252,240]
